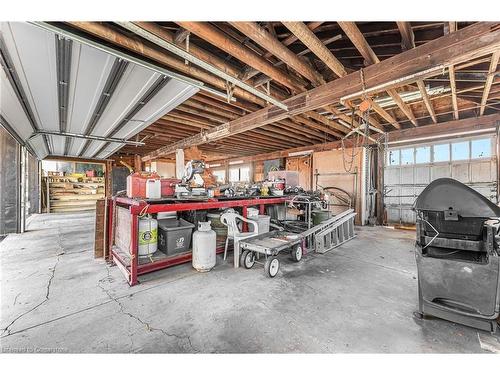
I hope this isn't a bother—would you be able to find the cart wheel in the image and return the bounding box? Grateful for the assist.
[264,257,280,278]
[240,250,255,269]
[291,244,303,262]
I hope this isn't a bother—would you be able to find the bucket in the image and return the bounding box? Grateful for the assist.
[312,210,331,226]
[207,212,227,237]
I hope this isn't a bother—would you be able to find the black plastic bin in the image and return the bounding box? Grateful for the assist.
[157,218,195,256]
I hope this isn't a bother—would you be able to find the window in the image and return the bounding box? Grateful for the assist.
[452,141,469,161]
[400,148,414,165]
[471,138,491,159]
[229,165,251,183]
[387,150,400,166]
[75,162,103,174]
[240,166,250,182]
[415,146,430,164]
[433,143,450,162]
[212,170,226,184]
[229,168,239,183]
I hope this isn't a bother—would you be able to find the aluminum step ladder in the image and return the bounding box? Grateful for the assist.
[314,211,356,253]
[300,209,356,253]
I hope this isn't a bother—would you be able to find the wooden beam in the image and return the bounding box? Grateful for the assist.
[386,88,419,125]
[230,22,326,86]
[338,21,419,126]
[176,22,304,93]
[142,22,500,161]
[282,22,347,77]
[480,50,500,115]
[416,80,437,123]
[282,22,398,129]
[387,112,500,144]
[241,22,324,82]
[449,65,460,119]
[444,22,460,120]
[396,22,415,51]
[397,22,437,123]
[337,22,379,65]
[306,111,349,134]
[212,113,500,164]
[367,99,401,129]
[173,27,190,44]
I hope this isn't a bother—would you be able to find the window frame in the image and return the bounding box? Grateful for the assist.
[385,135,494,167]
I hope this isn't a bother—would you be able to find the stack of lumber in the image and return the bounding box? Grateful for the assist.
[45,175,105,213]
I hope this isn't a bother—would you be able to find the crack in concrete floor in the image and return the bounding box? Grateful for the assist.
[1,226,65,338]
[96,265,198,352]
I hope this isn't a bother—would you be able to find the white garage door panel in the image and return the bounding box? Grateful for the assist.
[452,164,469,183]
[384,168,400,185]
[471,161,494,182]
[385,187,400,205]
[401,167,414,184]
[415,166,430,184]
[431,164,451,180]
[400,187,416,205]
[384,136,497,225]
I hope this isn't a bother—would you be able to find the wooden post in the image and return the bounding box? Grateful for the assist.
[134,154,142,172]
[376,147,385,225]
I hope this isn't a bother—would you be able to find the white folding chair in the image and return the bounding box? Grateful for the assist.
[220,212,259,268]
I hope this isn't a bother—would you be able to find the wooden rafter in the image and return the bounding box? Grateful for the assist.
[229,22,326,86]
[176,22,304,93]
[480,50,500,116]
[397,21,437,123]
[449,65,460,119]
[141,22,500,161]
[283,21,400,129]
[282,22,348,78]
[444,22,460,120]
[337,21,419,126]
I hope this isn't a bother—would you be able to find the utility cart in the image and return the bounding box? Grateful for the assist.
[238,230,305,278]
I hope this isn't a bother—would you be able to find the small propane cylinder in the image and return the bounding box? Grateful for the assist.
[138,215,158,257]
[192,221,216,272]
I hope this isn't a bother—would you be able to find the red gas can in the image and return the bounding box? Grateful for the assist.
[160,178,181,197]
[126,172,160,198]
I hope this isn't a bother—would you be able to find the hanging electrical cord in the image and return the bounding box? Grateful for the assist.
[341,107,362,173]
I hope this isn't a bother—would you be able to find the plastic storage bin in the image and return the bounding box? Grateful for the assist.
[157,218,195,256]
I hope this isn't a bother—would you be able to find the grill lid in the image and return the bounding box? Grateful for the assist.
[414,178,500,218]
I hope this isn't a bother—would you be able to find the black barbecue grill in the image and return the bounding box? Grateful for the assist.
[414,178,500,332]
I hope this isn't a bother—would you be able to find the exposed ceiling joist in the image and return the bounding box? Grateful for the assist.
[397,21,437,123]
[338,21,419,126]
[142,22,500,161]
[230,22,326,87]
[117,21,288,110]
[449,65,460,119]
[480,50,500,116]
[283,21,399,129]
[176,21,304,93]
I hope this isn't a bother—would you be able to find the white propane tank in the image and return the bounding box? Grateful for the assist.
[192,221,216,272]
[138,215,158,257]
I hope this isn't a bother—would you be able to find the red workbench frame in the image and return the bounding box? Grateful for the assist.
[108,196,288,286]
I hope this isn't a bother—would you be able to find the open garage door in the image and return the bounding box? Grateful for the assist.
[383,135,498,225]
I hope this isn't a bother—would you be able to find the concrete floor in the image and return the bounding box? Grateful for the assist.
[1,212,499,353]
